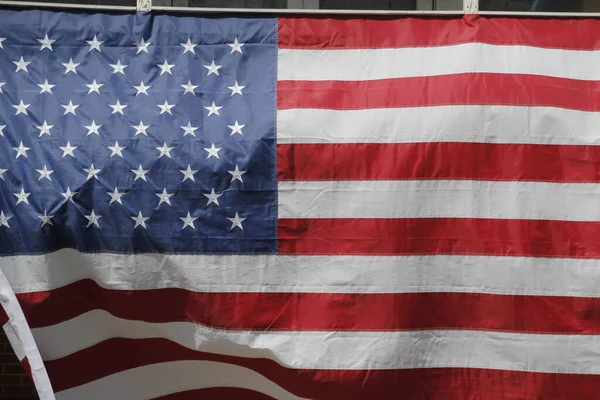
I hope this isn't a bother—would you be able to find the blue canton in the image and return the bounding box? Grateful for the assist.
[0,9,278,255]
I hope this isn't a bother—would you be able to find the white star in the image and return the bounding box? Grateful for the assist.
[156,142,173,159]
[204,102,222,117]
[0,82,5,94]
[85,210,102,228]
[13,142,30,159]
[0,211,12,228]
[131,211,149,229]
[227,81,245,96]
[62,100,79,115]
[228,165,246,183]
[204,143,222,159]
[107,141,126,157]
[110,59,127,75]
[0,125,5,136]
[86,35,104,52]
[84,163,101,181]
[109,100,127,115]
[157,100,175,115]
[228,37,244,54]
[36,165,54,181]
[61,187,77,203]
[180,212,198,230]
[12,100,30,116]
[157,59,175,75]
[37,121,54,137]
[38,211,54,227]
[227,212,246,230]
[13,188,30,205]
[180,38,198,54]
[180,122,198,137]
[0,38,5,49]
[59,142,77,158]
[179,165,197,182]
[204,188,222,206]
[180,80,198,95]
[85,79,103,94]
[62,58,80,74]
[133,121,150,136]
[13,56,31,73]
[135,38,151,54]
[0,168,6,181]
[85,120,102,136]
[156,188,174,206]
[37,79,55,94]
[38,34,55,51]
[204,59,222,76]
[228,121,245,136]
[133,81,151,96]
[131,164,149,182]
[107,187,125,205]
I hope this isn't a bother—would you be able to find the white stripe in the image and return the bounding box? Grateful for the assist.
[4,248,600,298]
[34,310,600,373]
[2,323,25,361]
[56,360,304,400]
[277,106,600,144]
[278,43,600,81]
[279,180,600,221]
[0,270,55,400]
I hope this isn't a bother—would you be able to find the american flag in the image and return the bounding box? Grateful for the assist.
[1,6,600,399]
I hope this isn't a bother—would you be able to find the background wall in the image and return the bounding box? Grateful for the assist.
[0,331,36,400]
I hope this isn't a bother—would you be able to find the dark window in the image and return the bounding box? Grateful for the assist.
[5,0,461,10]
[166,0,420,8]
[480,0,597,12]
[319,0,416,10]
[186,0,286,7]
[7,0,136,5]
[157,0,451,9]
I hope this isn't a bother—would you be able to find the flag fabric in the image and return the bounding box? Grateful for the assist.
[1,7,600,399]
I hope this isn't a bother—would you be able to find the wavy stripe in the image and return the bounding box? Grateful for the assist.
[55,360,303,400]
[279,180,600,220]
[33,310,600,373]
[278,45,600,82]
[279,218,600,257]
[277,143,600,182]
[16,279,600,333]
[46,337,600,399]
[5,249,600,298]
[278,17,600,50]
[278,74,600,111]
[276,106,600,145]
[156,388,273,400]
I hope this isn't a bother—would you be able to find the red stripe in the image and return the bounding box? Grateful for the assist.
[16,279,600,334]
[21,356,31,378]
[156,388,273,400]
[277,73,600,111]
[0,304,9,326]
[279,16,600,50]
[279,218,600,258]
[46,337,600,399]
[277,142,600,182]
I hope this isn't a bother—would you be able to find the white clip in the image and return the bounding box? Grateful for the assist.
[463,0,479,14]
[137,0,152,11]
